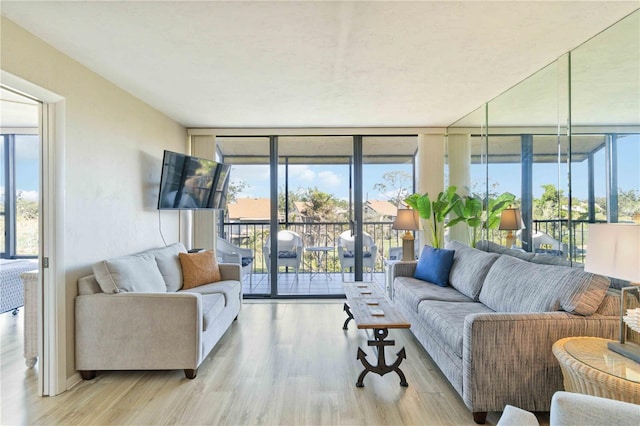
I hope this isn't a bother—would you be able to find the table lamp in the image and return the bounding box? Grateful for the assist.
[392,209,420,261]
[585,223,640,362]
[499,208,524,248]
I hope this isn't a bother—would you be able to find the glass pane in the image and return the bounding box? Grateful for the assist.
[15,135,39,256]
[363,135,417,266]
[0,137,5,256]
[571,10,640,263]
[487,57,569,254]
[448,106,487,247]
[216,136,271,295]
[278,136,353,295]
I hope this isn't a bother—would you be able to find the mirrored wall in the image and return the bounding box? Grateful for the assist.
[447,10,639,264]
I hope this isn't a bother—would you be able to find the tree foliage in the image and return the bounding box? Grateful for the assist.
[373,171,412,206]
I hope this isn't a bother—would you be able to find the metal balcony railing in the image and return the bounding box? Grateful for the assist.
[221,218,609,278]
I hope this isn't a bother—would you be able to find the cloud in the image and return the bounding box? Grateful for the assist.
[318,171,341,188]
[230,165,270,181]
[287,165,315,182]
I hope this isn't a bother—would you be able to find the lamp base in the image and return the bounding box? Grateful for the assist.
[401,232,415,262]
[607,341,640,363]
[505,231,516,249]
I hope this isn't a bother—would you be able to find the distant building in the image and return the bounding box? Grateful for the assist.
[227,198,272,222]
[226,198,278,243]
[364,200,398,221]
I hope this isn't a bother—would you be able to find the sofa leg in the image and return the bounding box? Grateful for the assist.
[472,411,487,424]
[184,369,198,379]
[79,370,96,380]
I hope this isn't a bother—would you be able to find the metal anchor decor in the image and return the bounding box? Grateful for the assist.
[356,328,408,387]
[343,303,354,330]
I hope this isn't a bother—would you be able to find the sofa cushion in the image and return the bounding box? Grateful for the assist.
[201,293,226,331]
[414,245,455,286]
[145,242,187,292]
[181,280,241,307]
[480,255,610,315]
[92,253,166,293]
[446,241,500,300]
[417,300,495,358]
[394,276,474,313]
[179,251,222,289]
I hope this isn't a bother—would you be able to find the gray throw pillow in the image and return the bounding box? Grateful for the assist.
[92,253,166,293]
[446,241,499,300]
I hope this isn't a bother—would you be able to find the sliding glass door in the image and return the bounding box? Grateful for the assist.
[217,134,417,297]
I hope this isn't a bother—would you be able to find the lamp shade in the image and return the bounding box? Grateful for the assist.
[499,208,524,231]
[392,209,420,231]
[584,224,640,283]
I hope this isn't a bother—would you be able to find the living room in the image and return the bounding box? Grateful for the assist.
[1,2,639,425]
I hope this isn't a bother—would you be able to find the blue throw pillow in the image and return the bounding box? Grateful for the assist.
[414,245,455,287]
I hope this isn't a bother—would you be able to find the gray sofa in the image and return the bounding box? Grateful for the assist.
[75,242,242,380]
[392,240,621,424]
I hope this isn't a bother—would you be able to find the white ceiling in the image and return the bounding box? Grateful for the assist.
[1,1,639,128]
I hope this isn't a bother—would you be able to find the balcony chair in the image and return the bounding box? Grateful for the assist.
[263,230,304,282]
[337,230,378,281]
[216,237,254,286]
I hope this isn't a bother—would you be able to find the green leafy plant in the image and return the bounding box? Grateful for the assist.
[446,191,516,248]
[405,186,461,249]
[450,195,483,247]
[484,192,517,231]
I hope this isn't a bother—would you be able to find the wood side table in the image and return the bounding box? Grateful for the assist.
[552,336,640,404]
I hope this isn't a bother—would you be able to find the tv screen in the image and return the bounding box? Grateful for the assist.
[157,150,230,210]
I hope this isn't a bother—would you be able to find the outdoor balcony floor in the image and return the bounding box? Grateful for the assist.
[242,271,386,296]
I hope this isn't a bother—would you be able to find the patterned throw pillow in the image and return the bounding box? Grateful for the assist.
[178,250,222,289]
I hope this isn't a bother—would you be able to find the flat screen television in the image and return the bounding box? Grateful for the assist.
[157,150,231,210]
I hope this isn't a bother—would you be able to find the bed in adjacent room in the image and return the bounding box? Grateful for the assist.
[1,259,38,314]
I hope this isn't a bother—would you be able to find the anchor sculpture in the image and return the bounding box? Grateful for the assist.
[356,328,408,387]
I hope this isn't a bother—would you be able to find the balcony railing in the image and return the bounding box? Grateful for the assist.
[222,219,607,278]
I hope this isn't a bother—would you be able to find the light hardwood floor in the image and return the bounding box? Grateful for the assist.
[1,302,549,425]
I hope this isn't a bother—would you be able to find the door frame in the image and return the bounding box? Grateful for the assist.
[2,71,66,396]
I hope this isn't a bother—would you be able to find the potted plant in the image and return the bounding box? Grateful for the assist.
[405,186,461,249]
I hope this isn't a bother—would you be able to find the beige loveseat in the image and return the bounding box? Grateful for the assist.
[392,240,622,424]
[75,242,241,380]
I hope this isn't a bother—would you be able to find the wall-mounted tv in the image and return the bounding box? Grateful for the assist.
[157,150,231,210]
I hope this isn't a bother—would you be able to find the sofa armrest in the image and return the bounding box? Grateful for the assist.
[462,312,619,413]
[391,261,417,280]
[550,391,640,426]
[75,292,202,370]
[218,263,242,281]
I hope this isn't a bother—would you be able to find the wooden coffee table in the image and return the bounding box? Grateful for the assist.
[343,282,411,387]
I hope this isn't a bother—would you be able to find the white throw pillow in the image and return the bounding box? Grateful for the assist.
[92,253,166,293]
[145,242,187,292]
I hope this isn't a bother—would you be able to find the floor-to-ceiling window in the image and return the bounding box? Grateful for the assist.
[214,133,417,297]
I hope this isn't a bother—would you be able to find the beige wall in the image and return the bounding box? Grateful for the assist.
[1,17,188,383]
